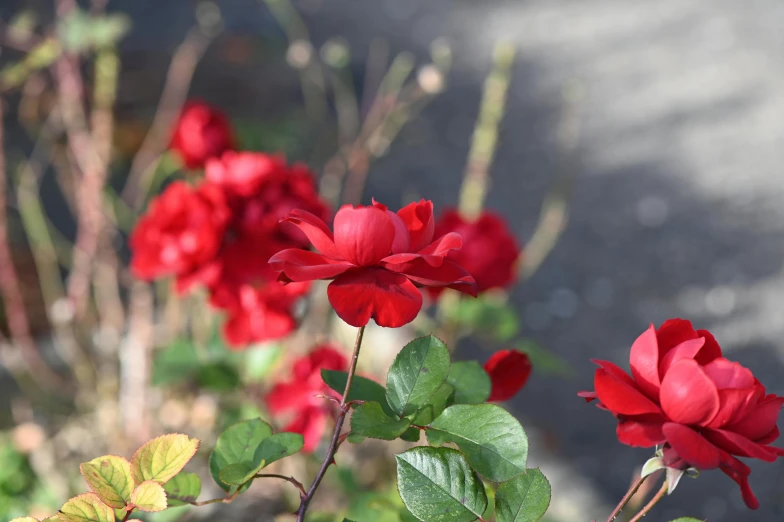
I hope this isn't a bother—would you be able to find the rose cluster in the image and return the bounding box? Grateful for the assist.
[581,319,784,509]
[131,102,329,348]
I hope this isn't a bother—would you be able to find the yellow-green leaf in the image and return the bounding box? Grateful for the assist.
[43,518,61,522]
[10,518,40,522]
[130,434,199,485]
[80,455,134,509]
[130,480,168,512]
[59,493,115,522]
[164,472,201,507]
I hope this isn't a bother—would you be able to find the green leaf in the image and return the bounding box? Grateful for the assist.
[515,341,573,377]
[400,427,421,442]
[130,434,200,485]
[410,383,454,425]
[130,481,167,512]
[321,369,396,417]
[195,363,240,391]
[219,432,304,486]
[347,433,366,444]
[447,362,491,404]
[450,295,519,342]
[669,519,704,522]
[386,335,451,417]
[59,493,115,522]
[209,419,272,490]
[427,404,528,482]
[89,14,131,48]
[164,472,201,507]
[79,455,134,509]
[495,469,551,522]
[351,402,411,440]
[151,341,201,387]
[396,446,487,522]
[254,432,304,468]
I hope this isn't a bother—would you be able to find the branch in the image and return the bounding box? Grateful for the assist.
[0,98,64,388]
[121,27,213,208]
[296,325,366,521]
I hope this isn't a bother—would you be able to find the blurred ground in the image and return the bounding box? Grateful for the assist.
[6,0,784,520]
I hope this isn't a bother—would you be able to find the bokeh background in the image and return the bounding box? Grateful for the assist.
[3,1,784,521]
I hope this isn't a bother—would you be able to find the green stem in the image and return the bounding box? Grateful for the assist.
[296,325,366,521]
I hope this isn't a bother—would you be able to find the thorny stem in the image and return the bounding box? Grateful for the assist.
[604,474,648,522]
[628,480,668,522]
[296,325,366,521]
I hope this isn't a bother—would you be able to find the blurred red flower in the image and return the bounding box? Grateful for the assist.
[484,349,532,402]
[265,345,348,453]
[170,101,235,169]
[432,209,520,295]
[580,318,784,509]
[129,181,230,282]
[131,149,330,348]
[206,152,330,248]
[269,199,477,328]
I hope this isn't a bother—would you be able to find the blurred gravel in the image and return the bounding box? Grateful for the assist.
[5,0,784,520]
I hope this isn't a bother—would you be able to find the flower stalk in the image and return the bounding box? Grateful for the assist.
[296,325,366,521]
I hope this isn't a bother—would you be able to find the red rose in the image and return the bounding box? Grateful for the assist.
[269,199,478,328]
[211,281,309,348]
[484,350,532,402]
[206,152,330,247]
[170,101,235,169]
[130,181,230,282]
[432,209,520,295]
[580,318,784,509]
[265,345,348,453]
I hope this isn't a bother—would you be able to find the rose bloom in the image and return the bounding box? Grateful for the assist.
[485,350,532,402]
[206,152,330,248]
[170,101,235,169]
[265,345,348,453]
[269,199,477,328]
[580,319,784,509]
[129,181,230,282]
[431,209,520,295]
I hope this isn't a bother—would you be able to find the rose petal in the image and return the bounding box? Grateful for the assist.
[266,381,315,414]
[417,232,464,261]
[484,350,532,402]
[728,396,784,441]
[656,318,698,354]
[285,406,329,454]
[381,257,477,296]
[703,429,778,462]
[397,199,435,252]
[282,209,342,259]
[703,358,756,390]
[269,249,353,282]
[658,338,705,377]
[629,324,663,400]
[695,329,724,364]
[662,422,723,469]
[592,359,637,387]
[333,206,395,266]
[577,390,597,402]
[660,359,720,426]
[757,425,780,445]
[720,457,759,510]
[707,388,761,429]
[383,209,411,254]
[594,368,662,416]
[327,268,423,327]
[617,415,666,447]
